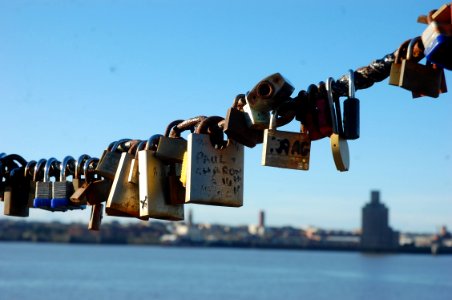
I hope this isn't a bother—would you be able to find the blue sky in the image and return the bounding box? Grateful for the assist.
[1,0,451,232]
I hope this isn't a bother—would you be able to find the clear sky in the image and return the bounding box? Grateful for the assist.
[1,0,451,233]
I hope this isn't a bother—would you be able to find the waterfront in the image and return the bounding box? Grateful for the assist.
[0,243,451,300]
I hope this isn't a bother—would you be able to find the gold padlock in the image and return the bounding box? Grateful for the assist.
[106,140,145,219]
[326,77,350,172]
[138,135,184,221]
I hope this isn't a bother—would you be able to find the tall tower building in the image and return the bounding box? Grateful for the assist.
[258,210,265,228]
[187,208,193,227]
[361,191,399,251]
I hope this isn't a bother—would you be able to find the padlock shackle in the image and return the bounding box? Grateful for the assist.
[196,116,228,149]
[24,160,37,179]
[60,156,75,182]
[170,116,207,138]
[394,39,412,64]
[0,154,27,170]
[232,94,246,110]
[326,77,339,134]
[348,69,355,99]
[406,36,421,61]
[75,154,90,179]
[43,158,58,182]
[164,120,184,137]
[33,159,47,182]
[135,140,147,158]
[83,157,99,183]
[145,134,163,151]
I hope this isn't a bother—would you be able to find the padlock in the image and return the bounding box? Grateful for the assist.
[24,159,38,208]
[389,39,411,86]
[316,82,334,137]
[88,203,103,231]
[33,158,59,210]
[302,85,325,141]
[402,37,444,98]
[3,166,30,217]
[138,134,184,220]
[223,94,264,148]
[106,140,145,219]
[83,157,116,208]
[185,116,244,207]
[51,156,86,211]
[421,4,452,70]
[127,141,147,184]
[70,157,99,205]
[95,139,131,180]
[242,102,271,130]
[422,22,452,70]
[245,73,295,113]
[262,110,311,170]
[73,154,91,191]
[1,154,27,203]
[391,37,444,98]
[326,77,350,172]
[343,70,360,140]
[155,120,188,163]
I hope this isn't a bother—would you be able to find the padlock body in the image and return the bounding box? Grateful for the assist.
[4,170,30,217]
[246,73,294,112]
[422,22,452,70]
[155,137,187,163]
[186,133,244,207]
[399,60,442,97]
[106,152,141,218]
[331,133,350,172]
[262,129,311,170]
[343,97,360,140]
[95,151,122,180]
[224,107,263,148]
[33,181,52,209]
[389,62,403,86]
[138,150,184,220]
[243,103,270,130]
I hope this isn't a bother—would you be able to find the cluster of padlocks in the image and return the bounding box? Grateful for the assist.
[1,3,450,231]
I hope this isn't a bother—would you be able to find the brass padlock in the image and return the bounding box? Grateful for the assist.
[389,39,411,86]
[326,77,350,172]
[155,120,187,163]
[223,94,264,148]
[185,116,244,207]
[138,134,184,220]
[95,139,131,180]
[262,110,311,170]
[106,140,145,219]
[4,166,30,217]
[24,159,38,208]
[400,37,443,98]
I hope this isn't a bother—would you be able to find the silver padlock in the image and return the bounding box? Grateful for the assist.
[243,103,271,130]
[33,158,59,210]
[185,116,244,207]
[245,73,295,112]
[262,110,311,170]
[51,156,86,211]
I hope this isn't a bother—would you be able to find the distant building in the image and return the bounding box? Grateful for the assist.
[187,208,193,227]
[361,191,399,251]
[258,210,265,228]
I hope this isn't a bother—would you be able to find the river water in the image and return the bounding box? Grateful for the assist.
[0,242,450,300]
